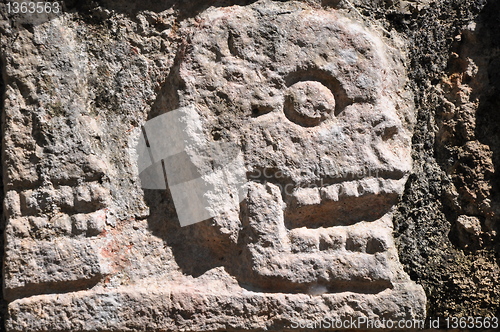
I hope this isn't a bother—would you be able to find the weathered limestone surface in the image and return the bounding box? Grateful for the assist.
[1,0,498,330]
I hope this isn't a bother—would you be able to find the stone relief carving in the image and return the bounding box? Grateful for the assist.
[141,0,425,305]
[2,1,428,330]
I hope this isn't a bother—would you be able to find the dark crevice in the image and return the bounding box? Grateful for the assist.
[285,193,399,229]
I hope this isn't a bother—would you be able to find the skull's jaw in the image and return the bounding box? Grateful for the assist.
[285,177,407,228]
[241,217,399,294]
[235,179,408,294]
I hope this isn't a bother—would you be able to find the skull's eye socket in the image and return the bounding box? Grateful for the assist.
[283,81,335,127]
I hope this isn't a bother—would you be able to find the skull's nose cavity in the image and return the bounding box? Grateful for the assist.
[284,81,335,127]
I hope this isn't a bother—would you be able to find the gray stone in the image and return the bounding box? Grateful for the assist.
[0,0,435,330]
[4,237,104,301]
[162,1,424,315]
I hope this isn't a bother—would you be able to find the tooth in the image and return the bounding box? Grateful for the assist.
[339,181,358,198]
[358,178,380,195]
[319,228,346,251]
[291,187,321,206]
[289,227,319,253]
[379,178,406,194]
[319,184,339,201]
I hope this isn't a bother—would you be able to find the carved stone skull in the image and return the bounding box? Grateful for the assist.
[147,0,424,306]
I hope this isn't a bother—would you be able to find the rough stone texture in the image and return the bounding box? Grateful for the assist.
[164,3,421,303]
[382,0,500,320]
[0,0,499,331]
